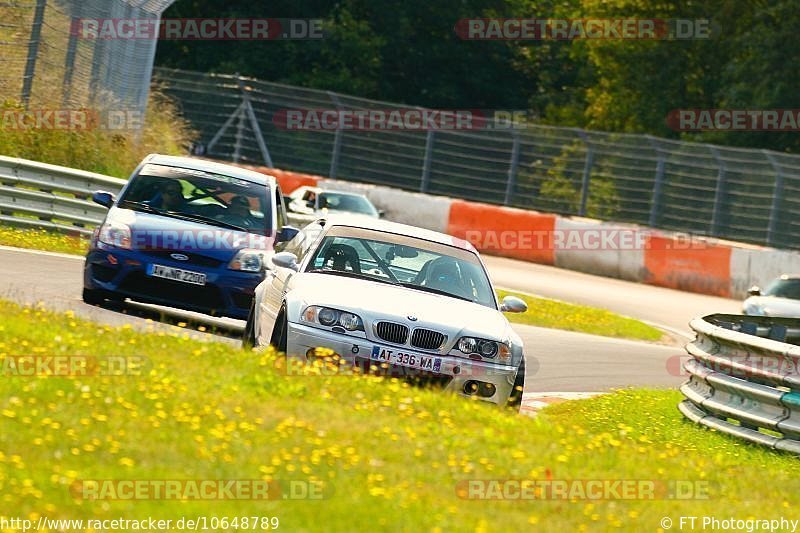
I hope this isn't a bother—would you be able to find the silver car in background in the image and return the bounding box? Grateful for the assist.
[244,217,528,408]
[743,274,800,318]
[286,187,381,227]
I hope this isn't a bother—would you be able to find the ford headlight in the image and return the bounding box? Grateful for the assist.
[302,306,364,332]
[229,249,266,272]
[98,221,131,249]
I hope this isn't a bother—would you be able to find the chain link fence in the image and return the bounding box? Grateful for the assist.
[79,65,792,251]
[1,0,175,119]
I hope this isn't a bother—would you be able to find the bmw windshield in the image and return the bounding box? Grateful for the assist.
[305,226,496,308]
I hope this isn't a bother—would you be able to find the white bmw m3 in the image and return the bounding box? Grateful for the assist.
[244,216,528,408]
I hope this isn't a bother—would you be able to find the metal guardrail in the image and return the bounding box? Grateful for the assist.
[679,313,800,454]
[0,155,125,235]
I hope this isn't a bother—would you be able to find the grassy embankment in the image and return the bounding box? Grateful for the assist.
[0,299,797,531]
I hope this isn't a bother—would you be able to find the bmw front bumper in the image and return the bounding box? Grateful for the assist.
[284,321,519,406]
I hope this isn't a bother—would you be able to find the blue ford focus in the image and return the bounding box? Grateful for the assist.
[83,154,298,320]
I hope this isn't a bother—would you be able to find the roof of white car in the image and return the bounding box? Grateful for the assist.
[320,215,478,252]
[295,186,370,199]
[144,154,277,186]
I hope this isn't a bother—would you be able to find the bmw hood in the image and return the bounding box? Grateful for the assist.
[105,207,274,262]
[287,273,514,342]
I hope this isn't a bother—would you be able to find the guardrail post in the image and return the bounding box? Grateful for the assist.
[576,130,594,217]
[239,75,274,167]
[709,146,728,237]
[207,102,245,158]
[327,91,343,179]
[763,150,785,247]
[21,0,47,107]
[420,129,435,193]
[504,130,520,206]
[232,74,246,164]
[647,135,666,227]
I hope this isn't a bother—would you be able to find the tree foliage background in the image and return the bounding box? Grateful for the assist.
[156,0,800,152]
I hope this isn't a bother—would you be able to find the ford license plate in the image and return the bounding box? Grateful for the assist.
[147,264,207,286]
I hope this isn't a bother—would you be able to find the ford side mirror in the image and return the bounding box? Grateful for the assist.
[277,226,300,243]
[500,295,527,313]
[747,285,761,297]
[272,252,299,271]
[92,191,115,208]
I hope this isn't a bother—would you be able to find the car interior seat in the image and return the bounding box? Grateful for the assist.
[322,244,361,273]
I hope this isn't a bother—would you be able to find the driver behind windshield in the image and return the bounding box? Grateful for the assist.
[146,180,189,211]
[226,195,257,228]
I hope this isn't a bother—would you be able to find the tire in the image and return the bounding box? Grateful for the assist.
[270,305,288,353]
[242,299,257,350]
[82,287,105,305]
[506,357,526,411]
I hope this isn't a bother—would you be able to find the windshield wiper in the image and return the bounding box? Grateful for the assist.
[307,268,400,286]
[397,282,474,303]
[119,199,162,214]
[162,212,250,232]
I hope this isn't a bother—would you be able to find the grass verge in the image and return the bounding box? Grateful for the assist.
[498,289,664,342]
[0,299,798,530]
[0,226,89,256]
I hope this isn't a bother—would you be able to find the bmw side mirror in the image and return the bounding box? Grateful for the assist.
[500,295,527,313]
[92,191,115,208]
[747,285,761,297]
[272,251,299,271]
[277,226,300,243]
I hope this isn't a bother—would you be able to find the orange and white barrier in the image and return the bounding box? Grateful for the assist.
[237,162,800,300]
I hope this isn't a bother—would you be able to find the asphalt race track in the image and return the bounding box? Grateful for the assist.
[0,246,741,393]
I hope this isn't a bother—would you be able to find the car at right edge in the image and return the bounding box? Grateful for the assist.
[244,216,529,409]
[743,274,800,318]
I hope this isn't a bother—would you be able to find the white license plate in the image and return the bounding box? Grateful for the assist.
[370,345,442,373]
[147,264,207,286]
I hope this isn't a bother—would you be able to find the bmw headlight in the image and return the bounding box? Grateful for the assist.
[456,336,511,362]
[229,249,266,272]
[302,306,364,332]
[98,221,131,249]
